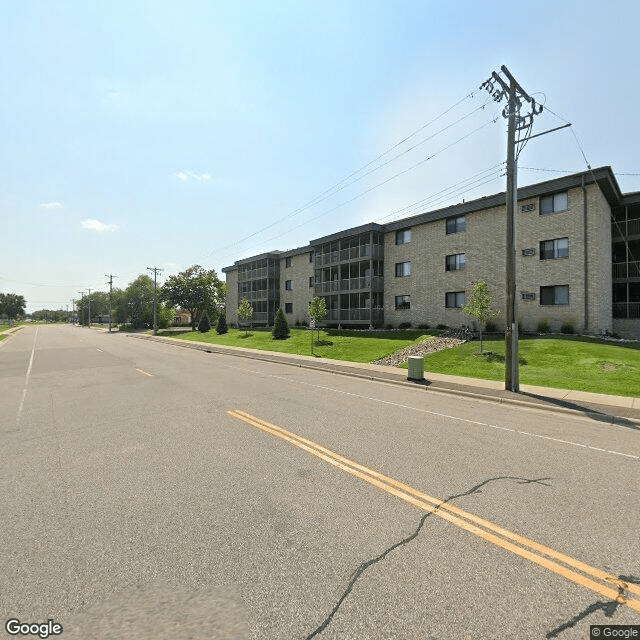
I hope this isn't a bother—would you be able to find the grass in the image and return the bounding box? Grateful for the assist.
[161,327,435,363]
[401,335,640,397]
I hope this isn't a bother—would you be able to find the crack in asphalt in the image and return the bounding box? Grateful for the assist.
[546,574,640,637]
[304,475,552,639]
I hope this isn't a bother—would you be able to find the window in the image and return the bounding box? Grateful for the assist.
[540,191,568,215]
[446,215,466,234]
[540,285,569,306]
[309,276,314,288]
[309,252,314,263]
[285,303,293,314]
[285,257,292,268]
[445,253,466,271]
[395,261,411,277]
[285,280,292,290]
[445,291,465,308]
[396,229,411,245]
[540,238,569,260]
[395,295,410,310]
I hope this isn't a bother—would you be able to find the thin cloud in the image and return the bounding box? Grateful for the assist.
[80,218,119,232]
[175,170,211,183]
[40,202,63,209]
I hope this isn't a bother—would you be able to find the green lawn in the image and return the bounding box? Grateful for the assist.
[407,335,640,397]
[161,327,435,363]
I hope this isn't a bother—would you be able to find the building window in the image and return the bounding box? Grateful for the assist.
[396,229,411,245]
[309,276,314,288]
[285,257,292,268]
[445,253,466,271]
[285,303,293,314]
[540,285,569,305]
[309,252,314,263]
[285,280,292,290]
[445,291,465,308]
[540,191,568,215]
[446,215,466,234]
[395,261,411,277]
[395,295,410,310]
[540,238,569,260]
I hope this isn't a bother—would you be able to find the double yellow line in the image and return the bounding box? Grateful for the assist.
[228,409,640,613]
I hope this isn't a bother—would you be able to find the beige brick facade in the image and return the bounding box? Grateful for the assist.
[224,167,635,337]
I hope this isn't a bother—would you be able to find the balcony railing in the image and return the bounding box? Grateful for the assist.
[613,302,640,319]
[612,218,640,238]
[612,261,640,279]
[314,276,383,295]
[314,245,383,267]
[325,309,384,322]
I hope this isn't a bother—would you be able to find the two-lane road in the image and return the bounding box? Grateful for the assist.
[2,325,639,639]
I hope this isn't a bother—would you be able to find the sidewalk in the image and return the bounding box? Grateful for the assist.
[127,332,640,427]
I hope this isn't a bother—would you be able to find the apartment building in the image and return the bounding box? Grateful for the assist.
[223,166,640,339]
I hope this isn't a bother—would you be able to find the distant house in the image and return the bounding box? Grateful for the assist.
[173,309,192,326]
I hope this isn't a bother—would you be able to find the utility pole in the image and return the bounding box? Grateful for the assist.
[86,288,92,328]
[147,266,163,335]
[480,65,543,392]
[71,299,75,325]
[105,274,118,333]
[78,292,84,326]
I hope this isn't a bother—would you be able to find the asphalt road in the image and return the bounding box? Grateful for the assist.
[1,325,639,639]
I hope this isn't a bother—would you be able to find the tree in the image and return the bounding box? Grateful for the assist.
[237,298,253,336]
[198,311,211,333]
[161,265,223,331]
[0,293,26,323]
[272,308,290,339]
[462,279,501,353]
[216,313,228,335]
[308,296,327,344]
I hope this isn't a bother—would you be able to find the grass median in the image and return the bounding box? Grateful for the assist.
[403,335,640,397]
[160,327,435,363]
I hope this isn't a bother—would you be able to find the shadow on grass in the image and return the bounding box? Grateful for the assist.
[474,351,528,365]
[238,333,254,339]
[314,340,334,347]
[325,329,438,341]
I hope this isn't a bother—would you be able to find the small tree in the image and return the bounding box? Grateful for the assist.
[462,279,500,353]
[272,308,290,339]
[237,298,253,336]
[308,296,327,353]
[198,311,211,333]
[216,313,228,335]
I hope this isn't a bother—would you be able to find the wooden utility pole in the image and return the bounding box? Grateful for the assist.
[105,274,118,333]
[147,267,163,335]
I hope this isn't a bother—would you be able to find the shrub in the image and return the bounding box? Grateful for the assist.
[272,308,290,339]
[436,324,448,330]
[399,322,412,329]
[537,319,551,334]
[216,313,228,334]
[417,323,430,330]
[385,324,394,330]
[560,322,574,335]
[485,321,497,332]
[198,312,211,333]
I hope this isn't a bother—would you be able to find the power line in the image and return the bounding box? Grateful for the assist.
[203,86,488,260]
[221,116,501,261]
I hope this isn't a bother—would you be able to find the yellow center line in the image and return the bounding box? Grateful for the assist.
[135,368,153,377]
[228,409,640,613]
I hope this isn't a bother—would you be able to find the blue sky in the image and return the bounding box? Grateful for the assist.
[2,1,639,312]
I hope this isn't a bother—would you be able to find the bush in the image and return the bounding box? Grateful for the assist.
[417,323,430,330]
[272,308,290,339]
[537,319,551,334]
[485,321,497,332]
[399,322,412,329]
[560,322,574,335]
[385,324,394,330]
[436,324,448,330]
[198,312,211,333]
[216,313,228,334]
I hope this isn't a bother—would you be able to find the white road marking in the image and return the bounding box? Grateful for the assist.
[217,360,639,462]
[17,327,38,422]
[96,348,104,353]
[135,368,153,377]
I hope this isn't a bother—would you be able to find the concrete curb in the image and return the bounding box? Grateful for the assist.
[126,333,640,427]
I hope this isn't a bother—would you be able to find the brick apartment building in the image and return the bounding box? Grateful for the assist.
[223,166,640,339]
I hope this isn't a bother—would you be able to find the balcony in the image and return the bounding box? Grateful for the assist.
[325,308,384,323]
[314,244,383,267]
[612,261,640,279]
[314,276,383,295]
[613,302,640,318]
[612,218,640,238]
